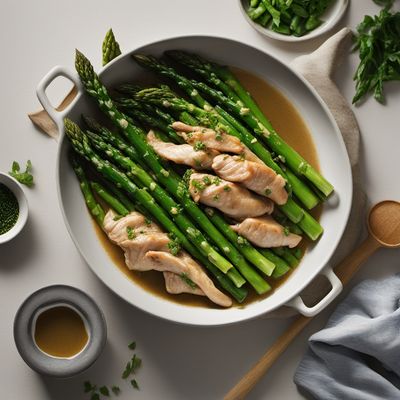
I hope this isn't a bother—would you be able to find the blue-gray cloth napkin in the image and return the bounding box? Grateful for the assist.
[294,274,400,400]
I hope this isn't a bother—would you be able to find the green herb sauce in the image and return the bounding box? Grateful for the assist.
[0,183,19,235]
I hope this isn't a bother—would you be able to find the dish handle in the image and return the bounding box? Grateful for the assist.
[36,66,81,135]
[286,266,342,317]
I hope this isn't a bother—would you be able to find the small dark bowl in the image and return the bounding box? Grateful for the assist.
[14,285,107,378]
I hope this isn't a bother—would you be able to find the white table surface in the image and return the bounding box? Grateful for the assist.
[1,1,399,399]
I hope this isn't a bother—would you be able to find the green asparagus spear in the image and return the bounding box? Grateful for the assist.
[90,181,129,216]
[74,50,275,292]
[65,118,248,302]
[102,29,121,66]
[70,155,105,226]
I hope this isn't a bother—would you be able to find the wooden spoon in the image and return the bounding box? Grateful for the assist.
[224,200,400,400]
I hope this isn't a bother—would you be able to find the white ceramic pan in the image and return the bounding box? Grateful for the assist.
[36,36,352,326]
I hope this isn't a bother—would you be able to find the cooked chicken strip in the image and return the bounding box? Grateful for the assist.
[146,252,231,306]
[163,272,205,296]
[212,154,288,205]
[231,216,302,248]
[172,121,244,153]
[189,172,273,220]
[103,210,231,307]
[147,130,218,170]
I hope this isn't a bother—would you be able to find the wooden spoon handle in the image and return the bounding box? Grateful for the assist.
[224,234,381,400]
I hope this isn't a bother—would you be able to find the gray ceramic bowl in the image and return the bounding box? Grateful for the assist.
[13,285,107,378]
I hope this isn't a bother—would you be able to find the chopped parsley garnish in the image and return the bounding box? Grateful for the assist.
[126,226,136,240]
[113,215,123,221]
[283,226,290,236]
[180,273,198,289]
[111,386,121,395]
[128,341,136,350]
[145,218,152,226]
[202,176,212,186]
[122,354,142,379]
[131,379,139,390]
[223,185,231,191]
[168,234,181,256]
[84,339,142,398]
[237,236,249,246]
[212,177,221,185]
[264,188,272,196]
[9,160,34,187]
[84,381,96,393]
[212,194,220,201]
[99,386,110,396]
[193,141,206,151]
[191,180,205,192]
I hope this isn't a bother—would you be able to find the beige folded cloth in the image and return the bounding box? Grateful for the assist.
[29,28,366,316]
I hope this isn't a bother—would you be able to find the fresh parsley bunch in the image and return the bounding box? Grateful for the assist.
[353,1,400,104]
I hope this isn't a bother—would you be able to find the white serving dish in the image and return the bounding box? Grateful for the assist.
[36,36,352,326]
[238,0,349,42]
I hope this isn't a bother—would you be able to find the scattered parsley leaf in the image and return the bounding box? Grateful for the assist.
[122,361,132,379]
[283,226,290,236]
[9,160,34,187]
[167,234,181,256]
[264,188,272,196]
[128,341,136,350]
[212,194,220,201]
[99,386,110,396]
[84,381,95,393]
[91,394,100,400]
[111,386,121,395]
[130,379,139,390]
[113,215,123,221]
[193,141,206,151]
[223,185,231,191]
[180,273,198,289]
[191,179,205,192]
[126,226,136,240]
[145,218,152,226]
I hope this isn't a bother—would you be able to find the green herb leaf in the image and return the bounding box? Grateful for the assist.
[128,341,136,350]
[180,273,198,289]
[99,386,110,396]
[126,226,136,240]
[353,6,400,104]
[122,361,132,379]
[130,379,140,390]
[111,386,121,395]
[84,381,95,393]
[131,354,142,373]
[283,226,290,236]
[193,141,206,151]
[167,234,181,256]
[9,160,34,187]
[91,394,100,400]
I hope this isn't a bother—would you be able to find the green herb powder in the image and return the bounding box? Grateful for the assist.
[0,183,19,235]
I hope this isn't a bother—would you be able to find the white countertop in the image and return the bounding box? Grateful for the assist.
[1,1,399,399]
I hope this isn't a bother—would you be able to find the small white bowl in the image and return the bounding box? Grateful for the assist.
[0,172,29,244]
[238,0,349,42]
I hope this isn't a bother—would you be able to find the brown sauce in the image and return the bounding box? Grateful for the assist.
[34,306,88,358]
[94,69,321,308]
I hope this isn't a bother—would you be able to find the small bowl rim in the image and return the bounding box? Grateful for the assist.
[238,0,349,43]
[13,284,107,378]
[0,172,29,244]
